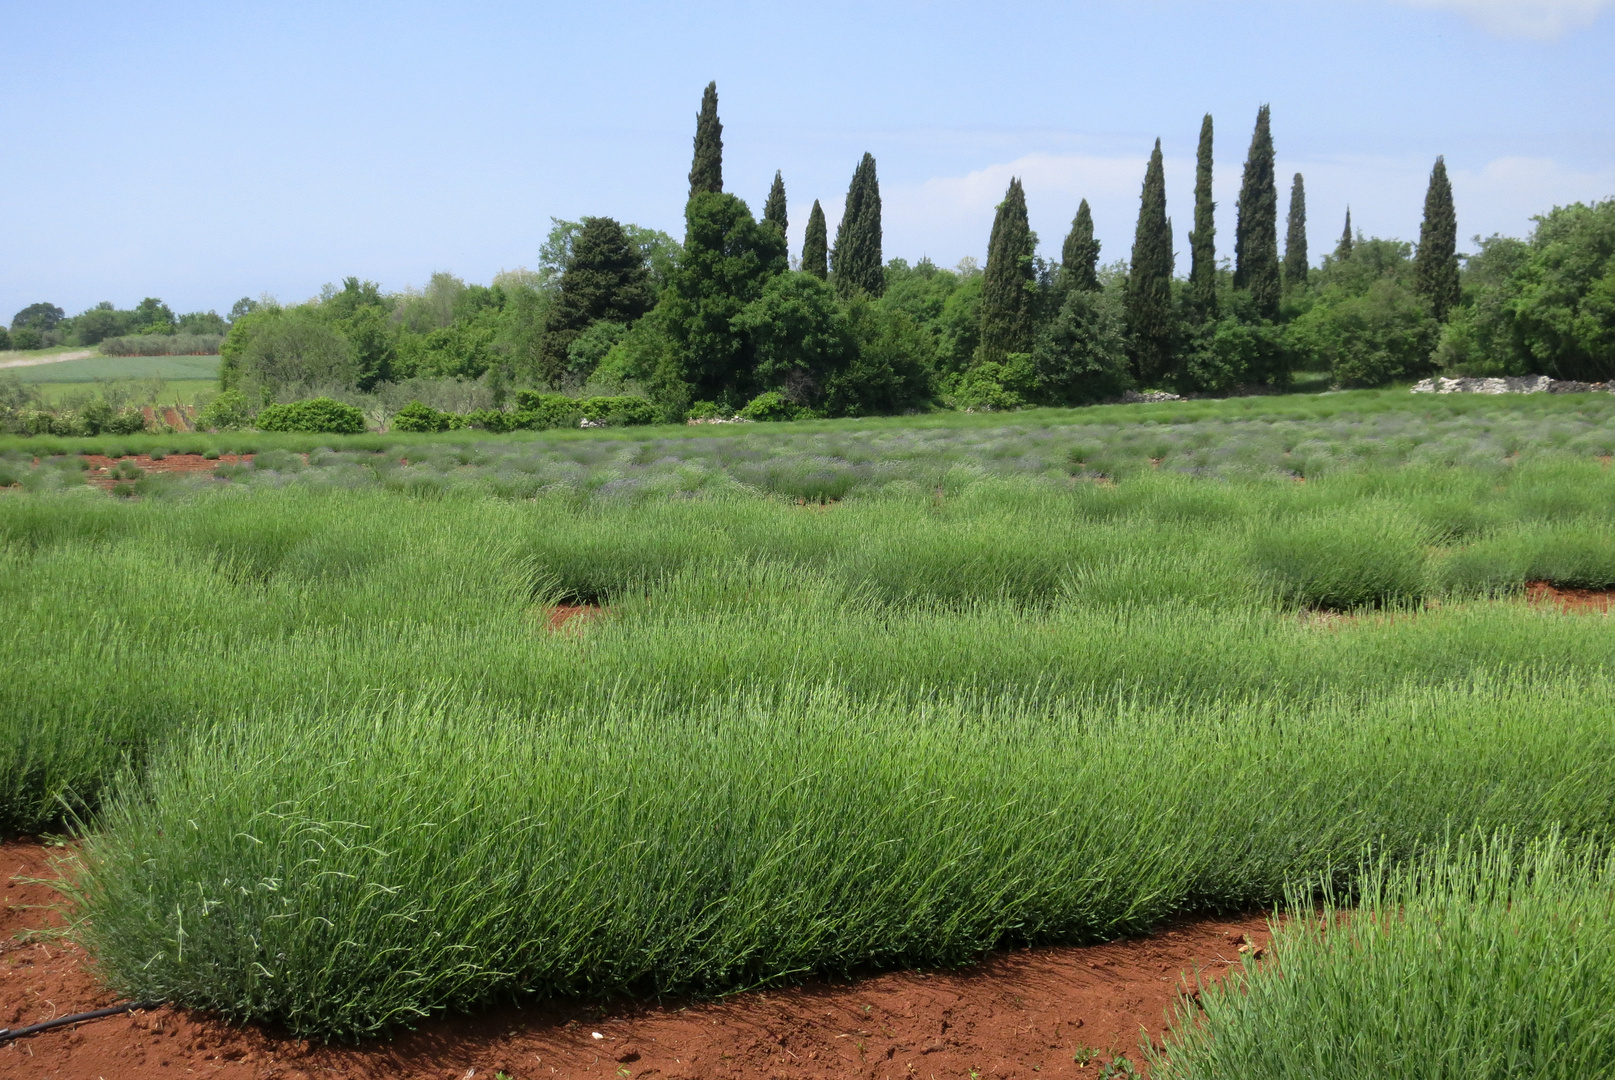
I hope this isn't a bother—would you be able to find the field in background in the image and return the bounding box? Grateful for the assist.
[7,352,220,384]
[4,394,1615,1069]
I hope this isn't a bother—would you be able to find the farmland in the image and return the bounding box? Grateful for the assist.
[3,391,1615,1074]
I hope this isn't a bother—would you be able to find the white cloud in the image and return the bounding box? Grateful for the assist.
[1390,0,1613,39]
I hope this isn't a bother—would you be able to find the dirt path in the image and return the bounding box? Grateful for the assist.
[0,351,95,370]
[0,841,1269,1079]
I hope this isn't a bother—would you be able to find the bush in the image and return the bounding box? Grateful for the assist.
[511,391,583,430]
[390,400,453,433]
[11,328,42,351]
[461,408,518,433]
[686,399,729,420]
[195,391,251,432]
[579,395,657,426]
[100,334,223,357]
[739,391,799,421]
[255,397,366,434]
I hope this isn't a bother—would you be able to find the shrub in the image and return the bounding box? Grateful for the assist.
[739,391,798,421]
[255,397,366,434]
[100,334,224,357]
[11,328,43,351]
[195,391,251,432]
[579,395,657,426]
[511,391,583,430]
[686,399,729,420]
[390,400,453,433]
[461,407,518,433]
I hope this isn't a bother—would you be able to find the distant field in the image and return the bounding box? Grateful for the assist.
[8,352,220,383]
[28,378,219,405]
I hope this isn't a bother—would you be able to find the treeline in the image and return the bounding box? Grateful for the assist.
[3,298,234,352]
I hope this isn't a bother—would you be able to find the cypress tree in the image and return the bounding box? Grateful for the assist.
[1060,199,1101,293]
[979,177,1036,364]
[1414,156,1461,321]
[1335,208,1354,260]
[688,82,723,199]
[1188,113,1218,317]
[1233,105,1280,319]
[830,152,884,298]
[1283,172,1308,290]
[763,171,787,236]
[802,199,829,279]
[1126,139,1176,386]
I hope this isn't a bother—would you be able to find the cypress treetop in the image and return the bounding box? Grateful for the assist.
[1414,156,1461,321]
[802,200,829,280]
[1283,172,1309,290]
[1061,199,1102,293]
[764,171,788,236]
[1126,139,1176,386]
[1336,208,1354,259]
[1189,113,1218,317]
[1234,104,1280,319]
[831,152,884,298]
[979,177,1036,364]
[688,82,723,199]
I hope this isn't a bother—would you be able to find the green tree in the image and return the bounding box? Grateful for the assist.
[763,171,787,237]
[659,192,788,406]
[1234,105,1280,319]
[1284,172,1308,291]
[1126,139,1176,385]
[1189,113,1218,317]
[540,216,656,383]
[132,298,177,335]
[1060,199,1102,293]
[1414,156,1461,322]
[340,306,398,390]
[688,81,723,198]
[831,297,936,416]
[979,177,1036,364]
[1505,199,1615,380]
[324,277,387,320]
[831,153,884,298]
[1028,287,1131,404]
[1336,209,1354,260]
[732,272,854,408]
[802,200,829,280]
[10,303,64,332]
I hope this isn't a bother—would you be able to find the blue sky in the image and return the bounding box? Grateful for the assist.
[3,0,1613,320]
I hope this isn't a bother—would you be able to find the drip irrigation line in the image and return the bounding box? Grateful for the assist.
[0,1000,165,1043]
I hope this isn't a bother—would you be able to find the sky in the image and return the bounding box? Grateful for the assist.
[3,0,1613,320]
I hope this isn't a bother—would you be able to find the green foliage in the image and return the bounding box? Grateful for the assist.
[1126,140,1176,385]
[660,192,788,406]
[1283,172,1308,291]
[196,390,252,432]
[763,170,787,236]
[1189,114,1218,317]
[1504,199,1615,381]
[255,397,366,434]
[222,307,355,402]
[540,216,655,384]
[1294,278,1438,387]
[1234,105,1281,319]
[688,81,723,198]
[738,390,798,421]
[99,334,222,357]
[511,390,584,429]
[1413,156,1461,322]
[830,297,936,416]
[734,271,854,410]
[390,400,453,433]
[579,395,657,426]
[980,178,1036,365]
[1061,199,1102,295]
[132,297,178,335]
[801,200,829,280]
[1183,294,1293,393]
[10,327,43,350]
[1028,287,1131,404]
[11,302,65,332]
[831,153,884,299]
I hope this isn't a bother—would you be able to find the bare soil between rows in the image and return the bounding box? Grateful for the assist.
[1,842,1269,1079]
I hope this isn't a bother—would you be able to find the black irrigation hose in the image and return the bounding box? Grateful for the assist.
[0,1001,165,1043]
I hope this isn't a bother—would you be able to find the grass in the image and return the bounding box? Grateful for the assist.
[2,395,1613,1042]
[7,353,221,383]
[25,378,219,406]
[1153,833,1615,1079]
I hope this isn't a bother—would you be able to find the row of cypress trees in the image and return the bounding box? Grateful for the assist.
[973,105,1461,389]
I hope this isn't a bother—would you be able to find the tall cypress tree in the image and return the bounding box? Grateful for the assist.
[1060,199,1101,293]
[802,200,829,279]
[1126,139,1176,386]
[1335,208,1354,260]
[1414,156,1460,322]
[1283,172,1308,291]
[1188,113,1218,317]
[979,177,1036,364]
[687,82,723,199]
[1233,105,1280,319]
[763,171,787,236]
[831,152,884,297]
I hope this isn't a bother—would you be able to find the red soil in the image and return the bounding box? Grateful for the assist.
[547,604,605,632]
[1526,580,1615,613]
[80,454,252,490]
[0,841,1269,1080]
